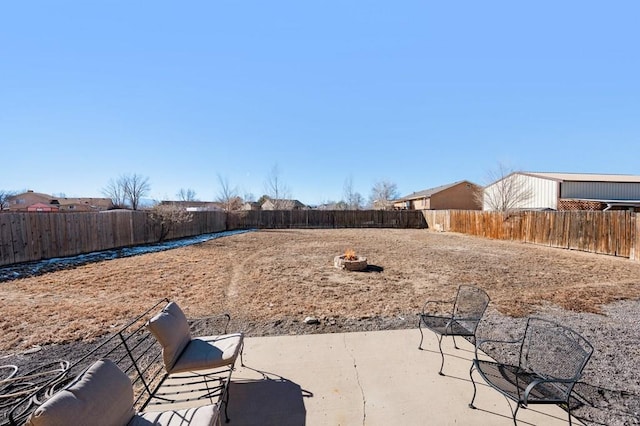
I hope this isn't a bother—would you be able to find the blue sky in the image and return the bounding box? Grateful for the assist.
[1,1,639,205]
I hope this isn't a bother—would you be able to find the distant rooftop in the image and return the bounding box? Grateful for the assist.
[396,180,479,202]
[522,172,640,183]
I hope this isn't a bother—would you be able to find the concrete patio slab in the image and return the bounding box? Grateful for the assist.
[224,328,583,426]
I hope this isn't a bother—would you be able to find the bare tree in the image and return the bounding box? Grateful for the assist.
[102,177,127,208]
[102,173,151,210]
[264,164,291,209]
[123,174,151,210]
[0,190,17,210]
[334,200,348,210]
[149,203,193,242]
[351,192,365,210]
[369,180,399,210]
[216,174,241,211]
[177,188,198,202]
[478,163,534,212]
[243,192,256,203]
[343,176,364,210]
[257,194,270,206]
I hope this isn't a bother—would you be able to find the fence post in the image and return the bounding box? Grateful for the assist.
[631,213,639,261]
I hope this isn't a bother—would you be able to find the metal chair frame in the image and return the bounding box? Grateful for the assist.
[418,285,490,375]
[146,303,244,423]
[469,317,594,426]
[4,298,240,425]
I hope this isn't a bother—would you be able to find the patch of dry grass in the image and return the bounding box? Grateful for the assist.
[2,229,639,352]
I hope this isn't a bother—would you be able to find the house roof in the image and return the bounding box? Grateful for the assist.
[27,202,59,210]
[9,191,51,201]
[521,172,640,183]
[396,180,479,202]
[262,199,307,209]
[56,197,113,208]
[161,200,222,208]
[9,192,113,210]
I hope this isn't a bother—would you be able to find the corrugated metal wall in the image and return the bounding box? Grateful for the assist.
[520,174,558,209]
[483,174,558,210]
[561,182,640,200]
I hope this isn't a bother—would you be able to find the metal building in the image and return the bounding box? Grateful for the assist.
[483,172,640,211]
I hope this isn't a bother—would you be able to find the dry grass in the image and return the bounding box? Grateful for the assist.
[2,229,640,352]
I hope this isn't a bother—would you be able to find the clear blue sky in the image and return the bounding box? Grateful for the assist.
[2,1,639,206]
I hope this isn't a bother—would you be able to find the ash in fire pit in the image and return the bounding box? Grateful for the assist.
[334,249,368,271]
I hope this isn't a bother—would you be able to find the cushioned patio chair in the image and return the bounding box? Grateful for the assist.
[418,285,490,375]
[25,358,220,426]
[146,301,244,423]
[469,317,593,426]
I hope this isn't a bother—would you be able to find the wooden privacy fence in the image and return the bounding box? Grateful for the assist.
[0,209,426,267]
[227,209,426,230]
[422,210,639,260]
[0,210,227,267]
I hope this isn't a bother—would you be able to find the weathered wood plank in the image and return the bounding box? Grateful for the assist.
[1,209,633,267]
[0,214,15,265]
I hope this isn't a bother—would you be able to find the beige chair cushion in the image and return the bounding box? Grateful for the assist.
[128,404,220,426]
[147,302,192,372]
[169,333,244,374]
[26,358,135,426]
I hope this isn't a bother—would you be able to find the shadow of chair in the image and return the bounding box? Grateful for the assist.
[418,284,490,375]
[570,381,640,425]
[227,367,311,426]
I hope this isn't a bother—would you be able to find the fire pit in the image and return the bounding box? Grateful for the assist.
[334,249,368,271]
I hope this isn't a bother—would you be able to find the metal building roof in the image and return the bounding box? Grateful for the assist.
[522,172,640,183]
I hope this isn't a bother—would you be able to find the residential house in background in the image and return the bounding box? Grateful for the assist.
[8,191,114,212]
[27,202,59,212]
[159,200,223,211]
[483,172,640,211]
[261,199,307,210]
[315,201,349,210]
[241,201,261,211]
[393,181,482,211]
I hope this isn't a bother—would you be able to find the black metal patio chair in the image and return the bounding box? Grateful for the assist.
[469,317,594,426]
[418,285,490,375]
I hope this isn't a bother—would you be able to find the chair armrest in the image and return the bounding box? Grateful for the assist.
[418,313,453,320]
[452,315,483,322]
[189,313,232,334]
[421,299,454,315]
[522,375,581,405]
[475,337,522,360]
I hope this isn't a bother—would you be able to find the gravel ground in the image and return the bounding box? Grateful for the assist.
[479,302,640,425]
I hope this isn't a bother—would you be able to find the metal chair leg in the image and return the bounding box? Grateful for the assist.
[418,316,424,350]
[512,402,520,426]
[437,334,445,376]
[468,362,477,409]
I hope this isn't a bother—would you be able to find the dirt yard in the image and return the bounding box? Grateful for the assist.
[1,229,639,424]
